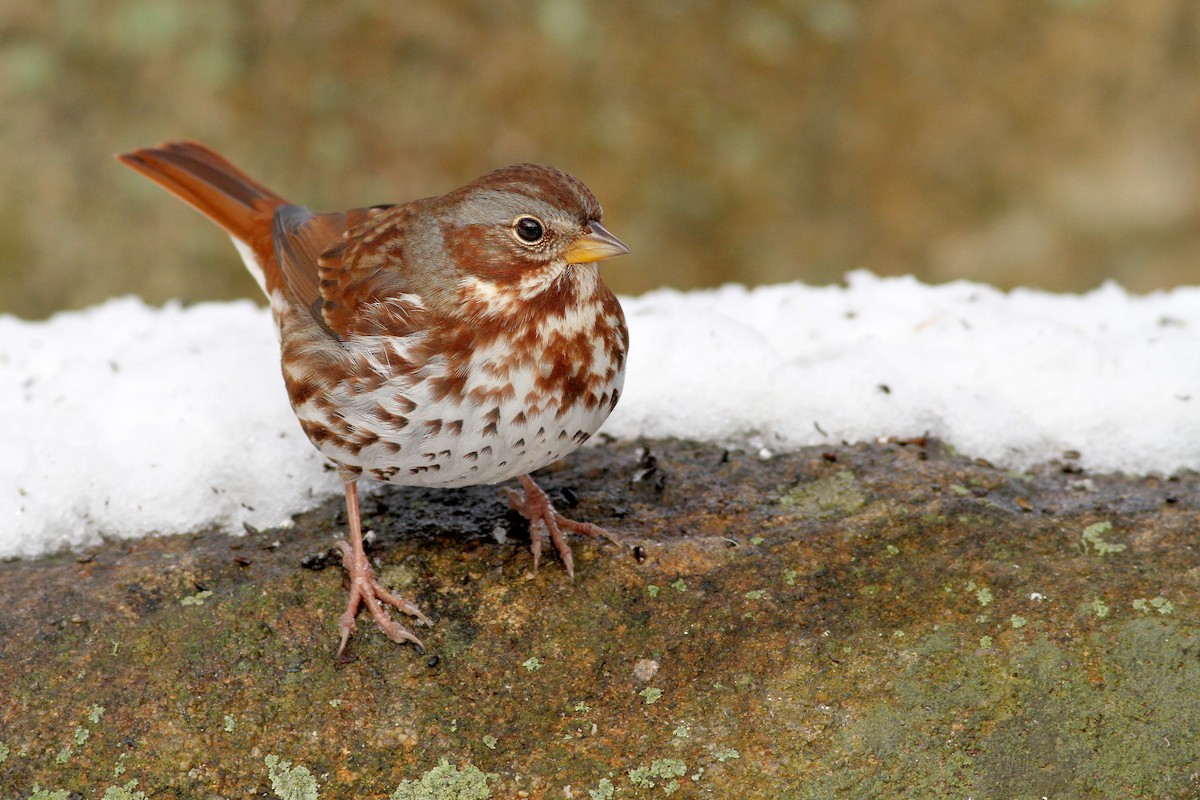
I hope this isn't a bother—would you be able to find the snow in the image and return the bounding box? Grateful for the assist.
[2,270,1198,559]
[606,272,1200,472]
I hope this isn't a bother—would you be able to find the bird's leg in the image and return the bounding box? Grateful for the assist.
[335,478,431,656]
[503,473,621,579]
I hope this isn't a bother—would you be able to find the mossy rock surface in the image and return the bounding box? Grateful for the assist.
[2,439,1198,798]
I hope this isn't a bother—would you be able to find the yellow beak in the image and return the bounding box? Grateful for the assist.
[564,221,630,264]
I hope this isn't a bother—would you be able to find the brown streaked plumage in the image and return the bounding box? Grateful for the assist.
[118,141,629,657]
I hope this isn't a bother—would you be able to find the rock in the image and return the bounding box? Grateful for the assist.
[2,438,1198,797]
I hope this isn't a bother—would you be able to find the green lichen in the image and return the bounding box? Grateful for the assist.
[102,779,146,799]
[54,745,72,764]
[224,715,236,732]
[88,704,105,724]
[979,635,993,648]
[639,687,663,704]
[482,734,497,750]
[1081,521,1126,556]
[1091,598,1110,618]
[629,758,688,789]
[673,725,690,738]
[670,579,688,592]
[0,741,8,762]
[1010,615,1028,629]
[588,778,615,800]
[73,726,90,746]
[1150,596,1175,615]
[180,589,213,606]
[629,766,654,788]
[28,789,70,800]
[714,748,740,762]
[521,656,543,671]
[265,754,320,800]
[390,758,495,800]
[646,584,660,597]
[975,587,993,607]
[778,470,865,518]
[783,569,798,585]
[749,535,765,545]
[744,590,766,600]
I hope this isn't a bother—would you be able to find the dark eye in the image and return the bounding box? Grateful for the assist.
[514,216,545,244]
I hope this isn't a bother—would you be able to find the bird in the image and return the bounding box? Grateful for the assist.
[117,141,629,656]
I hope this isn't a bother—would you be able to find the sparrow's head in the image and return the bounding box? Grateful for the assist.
[439,164,629,286]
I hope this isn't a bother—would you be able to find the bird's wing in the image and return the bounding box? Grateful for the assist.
[274,203,428,339]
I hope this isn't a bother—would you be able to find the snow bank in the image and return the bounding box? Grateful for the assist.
[3,271,1197,558]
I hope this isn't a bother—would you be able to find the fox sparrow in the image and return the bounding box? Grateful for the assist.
[118,142,629,655]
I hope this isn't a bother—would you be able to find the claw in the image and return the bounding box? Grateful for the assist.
[506,474,620,577]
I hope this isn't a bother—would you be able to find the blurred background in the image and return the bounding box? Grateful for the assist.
[3,0,1200,319]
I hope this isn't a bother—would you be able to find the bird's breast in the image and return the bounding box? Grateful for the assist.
[280,281,627,489]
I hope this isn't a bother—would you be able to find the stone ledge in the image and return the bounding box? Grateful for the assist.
[2,438,1198,798]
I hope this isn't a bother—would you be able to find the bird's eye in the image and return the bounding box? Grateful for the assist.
[514,216,545,244]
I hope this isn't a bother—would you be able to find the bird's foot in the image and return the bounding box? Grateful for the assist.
[503,474,621,578]
[335,538,431,657]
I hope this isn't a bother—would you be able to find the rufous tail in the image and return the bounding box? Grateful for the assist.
[117,141,288,296]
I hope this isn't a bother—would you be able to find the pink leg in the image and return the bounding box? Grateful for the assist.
[335,479,432,656]
[503,474,621,578]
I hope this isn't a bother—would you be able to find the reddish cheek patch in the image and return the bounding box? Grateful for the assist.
[443,224,534,281]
